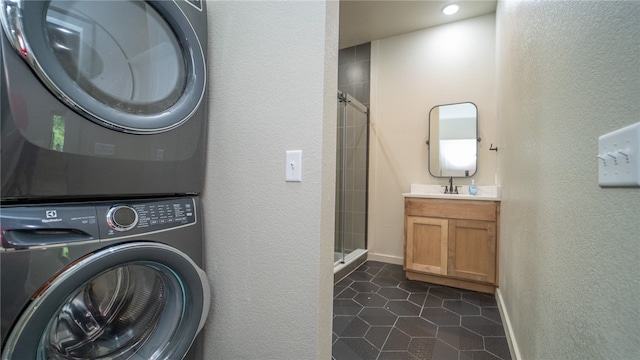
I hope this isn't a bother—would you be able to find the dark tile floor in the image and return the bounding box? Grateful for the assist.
[333,261,512,360]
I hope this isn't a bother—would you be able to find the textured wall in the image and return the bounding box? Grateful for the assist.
[202,2,338,359]
[368,14,497,263]
[496,1,640,358]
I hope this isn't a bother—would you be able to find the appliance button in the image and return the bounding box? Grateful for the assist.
[106,205,139,232]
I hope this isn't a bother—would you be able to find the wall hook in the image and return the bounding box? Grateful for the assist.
[489,144,498,152]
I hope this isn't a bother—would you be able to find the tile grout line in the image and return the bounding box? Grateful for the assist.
[333,261,512,360]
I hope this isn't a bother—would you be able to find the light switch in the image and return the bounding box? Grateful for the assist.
[286,150,302,182]
[598,122,640,187]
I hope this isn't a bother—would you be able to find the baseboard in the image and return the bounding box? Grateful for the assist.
[495,288,522,360]
[367,253,403,265]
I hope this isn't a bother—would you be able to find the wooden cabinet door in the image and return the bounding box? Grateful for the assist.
[406,216,448,275]
[447,219,496,283]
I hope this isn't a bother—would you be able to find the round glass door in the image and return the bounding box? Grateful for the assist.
[1,243,210,360]
[41,263,183,359]
[45,1,186,117]
[0,0,206,133]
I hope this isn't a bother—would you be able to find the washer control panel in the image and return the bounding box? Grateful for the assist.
[0,197,198,249]
[98,197,197,238]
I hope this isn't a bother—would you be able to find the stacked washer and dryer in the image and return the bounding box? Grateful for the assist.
[1,1,210,359]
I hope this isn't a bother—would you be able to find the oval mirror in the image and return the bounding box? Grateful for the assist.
[428,102,478,177]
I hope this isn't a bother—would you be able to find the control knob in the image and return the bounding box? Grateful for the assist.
[106,205,138,232]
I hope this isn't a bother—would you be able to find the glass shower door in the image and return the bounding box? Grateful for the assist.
[335,92,368,265]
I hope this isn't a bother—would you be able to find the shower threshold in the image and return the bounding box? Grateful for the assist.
[333,248,367,284]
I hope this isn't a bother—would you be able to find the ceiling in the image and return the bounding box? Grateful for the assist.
[339,0,497,49]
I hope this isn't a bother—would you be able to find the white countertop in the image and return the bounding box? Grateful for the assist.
[402,184,501,201]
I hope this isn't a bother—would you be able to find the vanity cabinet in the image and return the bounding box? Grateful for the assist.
[404,197,500,293]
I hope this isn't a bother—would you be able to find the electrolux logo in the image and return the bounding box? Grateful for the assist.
[42,210,62,223]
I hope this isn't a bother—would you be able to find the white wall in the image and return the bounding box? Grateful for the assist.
[496,1,640,358]
[368,14,497,264]
[202,2,338,359]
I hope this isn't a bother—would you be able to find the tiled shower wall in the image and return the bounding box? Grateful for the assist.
[338,43,370,108]
[335,43,370,256]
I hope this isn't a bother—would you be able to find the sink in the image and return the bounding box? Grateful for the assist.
[403,183,500,201]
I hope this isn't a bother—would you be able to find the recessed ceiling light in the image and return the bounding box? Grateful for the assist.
[442,4,460,15]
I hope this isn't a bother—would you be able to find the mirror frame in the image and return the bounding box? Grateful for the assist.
[427,102,480,178]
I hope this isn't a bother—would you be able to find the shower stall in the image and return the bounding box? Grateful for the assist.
[334,92,368,277]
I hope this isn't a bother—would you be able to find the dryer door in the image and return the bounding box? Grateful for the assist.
[0,0,206,134]
[1,242,210,360]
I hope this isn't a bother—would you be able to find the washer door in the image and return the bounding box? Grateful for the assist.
[1,243,210,360]
[0,0,206,134]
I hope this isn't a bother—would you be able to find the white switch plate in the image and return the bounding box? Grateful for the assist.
[286,150,302,182]
[598,122,640,187]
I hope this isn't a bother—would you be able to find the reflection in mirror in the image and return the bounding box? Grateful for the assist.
[428,102,478,177]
